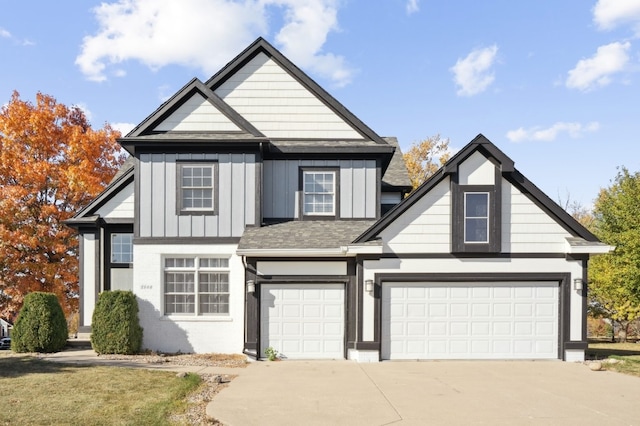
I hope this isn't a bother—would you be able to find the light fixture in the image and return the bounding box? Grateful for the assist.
[364,279,374,293]
[573,278,583,291]
[246,280,255,293]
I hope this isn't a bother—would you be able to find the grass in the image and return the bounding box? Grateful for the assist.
[0,354,202,425]
[588,342,640,378]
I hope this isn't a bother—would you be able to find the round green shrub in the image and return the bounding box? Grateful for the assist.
[12,292,69,353]
[91,291,143,354]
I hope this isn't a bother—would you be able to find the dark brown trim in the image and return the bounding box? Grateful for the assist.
[133,237,241,245]
[373,272,571,360]
[452,181,501,254]
[378,252,567,259]
[176,161,219,216]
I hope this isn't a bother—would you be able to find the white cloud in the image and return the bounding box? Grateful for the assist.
[450,45,498,97]
[506,121,600,143]
[406,0,419,15]
[0,27,10,38]
[593,0,640,34]
[110,122,136,135]
[566,41,630,91]
[75,0,353,87]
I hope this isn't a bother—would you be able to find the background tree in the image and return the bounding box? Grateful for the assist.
[589,167,640,342]
[403,134,451,190]
[0,91,123,320]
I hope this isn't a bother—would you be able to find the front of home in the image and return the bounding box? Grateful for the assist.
[66,38,611,362]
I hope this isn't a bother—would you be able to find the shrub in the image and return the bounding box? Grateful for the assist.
[12,292,69,353]
[91,291,143,354]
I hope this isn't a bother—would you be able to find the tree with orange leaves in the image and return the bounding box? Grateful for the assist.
[403,134,451,190]
[0,91,124,320]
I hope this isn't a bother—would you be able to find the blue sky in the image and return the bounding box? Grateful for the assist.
[1,0,639,208]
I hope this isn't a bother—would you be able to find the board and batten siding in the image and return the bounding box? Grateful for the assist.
[214,52,363,140]
[138,153,256,238]
[263,159,377,219]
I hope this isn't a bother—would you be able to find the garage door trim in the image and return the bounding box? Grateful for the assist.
[372,273,571,360]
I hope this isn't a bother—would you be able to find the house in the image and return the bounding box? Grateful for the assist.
[0,318,11,338]
[65,38,612,362]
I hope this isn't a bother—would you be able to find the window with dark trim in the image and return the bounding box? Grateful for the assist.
[111,233,133,263]
[178,163,218,215]
[164,257,230,316]
[452,184,500,253]
[300,168,339,218]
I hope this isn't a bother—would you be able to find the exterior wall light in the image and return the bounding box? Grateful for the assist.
[246,280,256,294]
[573,278,583,291]
[364,279,374,293]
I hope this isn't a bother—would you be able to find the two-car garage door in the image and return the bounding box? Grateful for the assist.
[382,282,559,360]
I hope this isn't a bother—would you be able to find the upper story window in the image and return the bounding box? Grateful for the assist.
[302,170,337,216]
[164,257,230,316]
[111,233,133,263]
[452,184,500,253]
[464,193,489,243]
[178,163,217,215]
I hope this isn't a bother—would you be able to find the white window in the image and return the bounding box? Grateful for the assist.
[164,257,229,315]
[303,171,336,215]
[111,233,133,263]
[464,192,489,243]
[180,164,215,213]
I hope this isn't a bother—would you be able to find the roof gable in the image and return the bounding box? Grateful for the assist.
[355,134,599,244]
[126,78,263,138]
[206,37,387,143]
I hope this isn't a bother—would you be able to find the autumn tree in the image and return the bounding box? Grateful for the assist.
[589,167,640,342]
[0,91,123,320]
[403,134,451,190]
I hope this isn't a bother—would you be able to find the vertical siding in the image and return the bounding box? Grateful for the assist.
[138,153,257,238]
[263,159,377,219]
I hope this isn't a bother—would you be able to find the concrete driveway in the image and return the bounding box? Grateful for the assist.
[208,360,640,425]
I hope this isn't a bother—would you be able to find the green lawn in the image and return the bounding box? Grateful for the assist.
[587,342,640,378]
[0,354,202,425]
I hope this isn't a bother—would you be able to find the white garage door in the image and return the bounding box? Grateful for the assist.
[261,284,345,359]
[382,282,559,360]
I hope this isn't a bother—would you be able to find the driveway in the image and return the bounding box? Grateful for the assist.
[208,360,640,425]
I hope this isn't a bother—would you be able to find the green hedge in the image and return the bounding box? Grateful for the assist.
[91,291,143,354]
[12,292,68,353]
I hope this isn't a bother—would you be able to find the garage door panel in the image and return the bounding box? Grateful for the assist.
[261,284,344,359]
[382,282,559,360]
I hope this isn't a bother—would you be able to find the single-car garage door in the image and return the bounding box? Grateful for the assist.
[261,284,345,359]
[382,282,559,360]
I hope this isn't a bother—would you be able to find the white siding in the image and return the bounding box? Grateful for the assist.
[214,53,363,139]
[503,179,572,252]
[96,182,134,219]
[380,179,451,253]
[132,243,244,354]
[256,261,347,276]
[458,151,495,185]
[154,93,242,132]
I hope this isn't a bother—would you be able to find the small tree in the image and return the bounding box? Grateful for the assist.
[403,134,451,190]
[91,291,143,354]
[12,292,68,353]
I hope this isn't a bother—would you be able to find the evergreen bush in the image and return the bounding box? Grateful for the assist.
[12,292,68,353]
[91,291,143,354]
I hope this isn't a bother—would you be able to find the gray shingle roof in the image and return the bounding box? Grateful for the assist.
[382,137,411,189]
[238,220,378,251]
